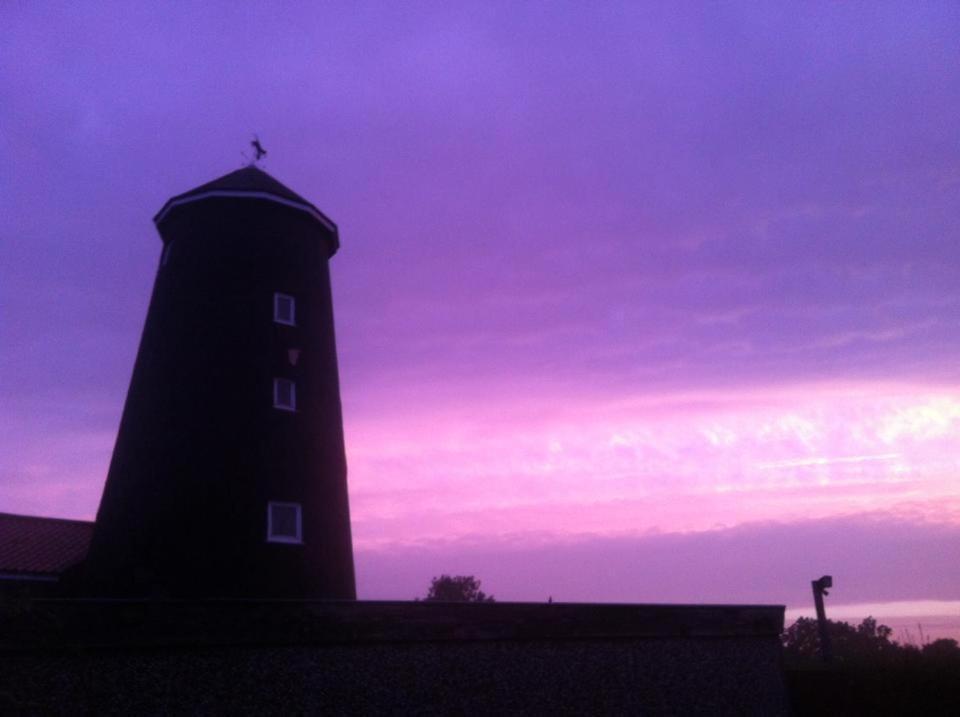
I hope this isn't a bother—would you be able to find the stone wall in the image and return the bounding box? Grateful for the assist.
[0,599,788,715]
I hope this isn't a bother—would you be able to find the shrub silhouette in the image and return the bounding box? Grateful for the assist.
[422,575,495,602]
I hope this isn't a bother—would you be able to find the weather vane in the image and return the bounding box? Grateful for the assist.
[246,135,267,166]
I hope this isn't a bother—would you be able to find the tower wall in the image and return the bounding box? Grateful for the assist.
[85,192,355,598]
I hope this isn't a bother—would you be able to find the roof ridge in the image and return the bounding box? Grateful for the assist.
[0,512,95,526]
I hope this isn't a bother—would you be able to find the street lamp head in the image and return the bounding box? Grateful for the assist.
[813,575,833,596]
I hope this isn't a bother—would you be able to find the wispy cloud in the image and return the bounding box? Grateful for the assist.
[758,453,901,471]
[345,382,960,547]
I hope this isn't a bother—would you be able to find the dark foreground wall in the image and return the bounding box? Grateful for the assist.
[0,599,788,715]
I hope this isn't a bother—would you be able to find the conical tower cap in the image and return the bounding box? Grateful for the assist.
[154,166,338,251]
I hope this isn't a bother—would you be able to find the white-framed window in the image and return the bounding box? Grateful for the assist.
[273,378,296,411]
[274,292,296,326]
[267,501,302,544]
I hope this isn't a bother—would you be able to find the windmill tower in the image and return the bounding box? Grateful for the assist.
[84,164,356,598]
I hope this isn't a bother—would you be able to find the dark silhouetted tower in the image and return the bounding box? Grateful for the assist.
[84,166,356,598]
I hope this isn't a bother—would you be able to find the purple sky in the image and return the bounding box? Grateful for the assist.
[2,3,959,627]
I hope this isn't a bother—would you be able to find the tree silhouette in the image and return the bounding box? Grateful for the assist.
[922,638,960,663]
[783,618,960,714]
[783,616,899,665]
[423,575,495,602]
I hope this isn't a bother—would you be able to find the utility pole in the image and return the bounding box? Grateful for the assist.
[811,575,833,663]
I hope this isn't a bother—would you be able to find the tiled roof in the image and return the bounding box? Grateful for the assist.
[0,513,94,577]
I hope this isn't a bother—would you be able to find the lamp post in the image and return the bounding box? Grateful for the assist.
[812,575,833,663]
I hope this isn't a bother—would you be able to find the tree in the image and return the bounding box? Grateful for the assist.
[922,638,960,663]
[782,616,900,665]
[423,575,495,602]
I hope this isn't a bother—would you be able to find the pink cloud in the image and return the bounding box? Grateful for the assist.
[345,381,960,547]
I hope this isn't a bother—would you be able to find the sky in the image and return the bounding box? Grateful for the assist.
[2,2,959,636]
